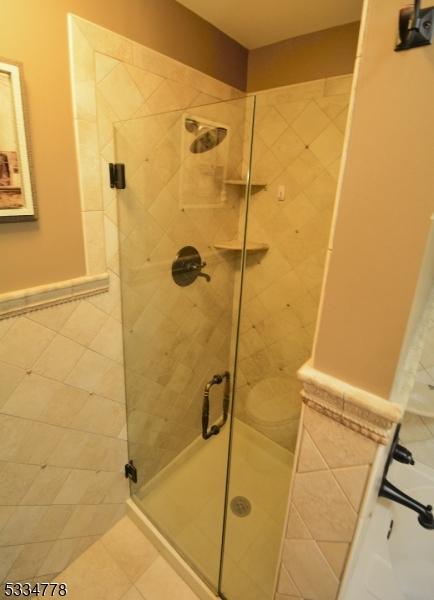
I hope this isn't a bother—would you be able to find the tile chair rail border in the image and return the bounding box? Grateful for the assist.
[298,360,403,444]
[0,272,110,320]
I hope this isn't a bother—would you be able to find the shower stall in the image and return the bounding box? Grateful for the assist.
[114,80,350,599]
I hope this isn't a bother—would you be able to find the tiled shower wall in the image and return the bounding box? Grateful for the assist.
[236,75,352,450]
[0,15,239,584]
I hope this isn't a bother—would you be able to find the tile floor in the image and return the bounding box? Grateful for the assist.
[56,516,199,600]
[137,419,294,600]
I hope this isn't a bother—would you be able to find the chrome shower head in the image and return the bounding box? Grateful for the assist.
[185,118,227,154]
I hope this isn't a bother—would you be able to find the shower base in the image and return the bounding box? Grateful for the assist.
[131,418,293,600]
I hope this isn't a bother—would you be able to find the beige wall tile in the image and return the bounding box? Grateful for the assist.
[125,64,163,100]
[98,64,144,120]
[291,101,330,145]
[298,430,328,472]
[120,587,144,600]
[304,407,377,468]
[3,373,89,428]
[293,470,357,542]
[0,361,25,410]
[30,506,75,544]
[286,507,313,540]
[90,317,123,363]
[95,362,126,404]
[277,564,301,596]
[76,121,103,211]
[0,416,65,467]
[0,545,22,581]
[27,302,78,332]
[21,466,71,506]
[33,334,85,381]
[83,211,107,274]
[318,541,349,579]
[324,74,353,96]
[0,318,55,369]
[0,506,47,545]
[95,53,119,83]
[38,537,85,577]
[59,505,111,539]
[69,395,125,437]
[310,123,344,167]
[61,299,107,347]
[6,541,52,581]
[65,349,115,394]
[0,462,41,506]
[332,465,369,512]
[282,539,339,600]
[77,19,134,63]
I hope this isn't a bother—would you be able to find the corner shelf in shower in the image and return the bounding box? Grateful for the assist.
[223,180,267,193]
[214,240,269,252]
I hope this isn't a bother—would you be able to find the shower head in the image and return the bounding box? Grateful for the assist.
[185,118,227,154]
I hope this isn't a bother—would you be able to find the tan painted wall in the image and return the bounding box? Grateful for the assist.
[247,22,360,92]
[0,0,247,294]
[313,0,434,398]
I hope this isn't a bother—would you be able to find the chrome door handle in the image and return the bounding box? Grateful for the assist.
[202,371,230,440]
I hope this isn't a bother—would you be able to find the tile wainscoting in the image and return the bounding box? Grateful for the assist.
[0,287,127,584]
[274,362,402,600]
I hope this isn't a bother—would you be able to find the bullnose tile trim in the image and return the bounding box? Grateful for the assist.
[298,361,403,444]
[0,273,110,319]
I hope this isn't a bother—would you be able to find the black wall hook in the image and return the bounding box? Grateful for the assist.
[395,0,434,51]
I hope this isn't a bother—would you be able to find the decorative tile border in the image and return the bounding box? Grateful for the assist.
[0,272,109,320]
[298,361,403,444]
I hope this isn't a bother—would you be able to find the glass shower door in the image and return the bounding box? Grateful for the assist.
[115,97,255,592]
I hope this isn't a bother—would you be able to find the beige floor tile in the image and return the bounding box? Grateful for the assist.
[135,556,199,600]
[100,516,158,583]
[60,541,130,600]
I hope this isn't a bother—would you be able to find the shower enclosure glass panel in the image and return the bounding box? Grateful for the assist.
[115,96,255,593]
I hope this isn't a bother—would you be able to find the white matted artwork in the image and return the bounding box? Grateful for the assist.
[0,59,37,222]
[179,113,231,209]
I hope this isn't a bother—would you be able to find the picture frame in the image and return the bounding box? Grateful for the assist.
[0,58,37,222]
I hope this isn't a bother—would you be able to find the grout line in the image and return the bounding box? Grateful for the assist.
[0,458,123,475]
[0,409,127,444]
[0,528,121,549]
[0,357,126,406]
[329,468,360,516]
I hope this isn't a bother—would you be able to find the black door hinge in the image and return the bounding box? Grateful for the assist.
[109,163,126,189]
[124,460,137,483]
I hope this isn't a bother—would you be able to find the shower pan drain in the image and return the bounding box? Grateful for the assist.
[230,496,251,518]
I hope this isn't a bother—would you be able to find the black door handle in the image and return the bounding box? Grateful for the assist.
[202,371,230,440]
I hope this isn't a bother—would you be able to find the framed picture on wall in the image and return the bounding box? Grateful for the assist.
[0,58,37,222]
